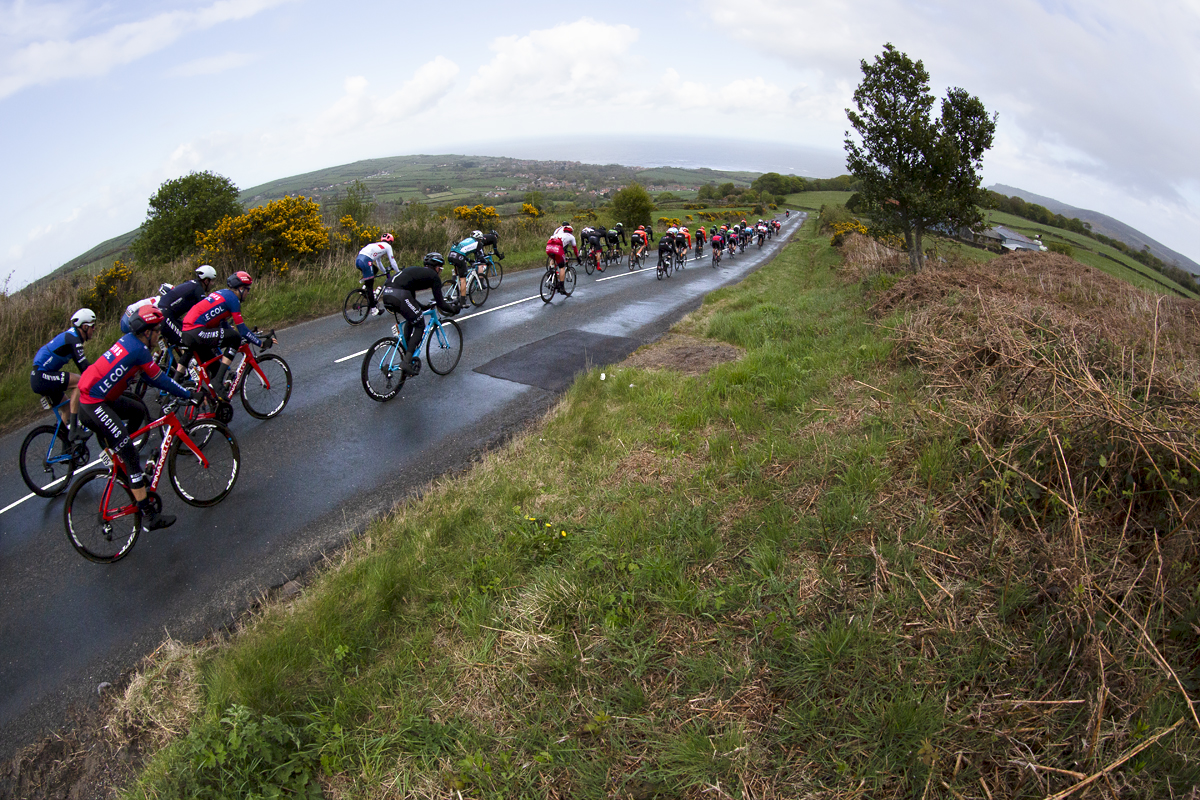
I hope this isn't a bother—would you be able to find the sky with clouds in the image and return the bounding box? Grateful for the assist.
[2,0,1198,289]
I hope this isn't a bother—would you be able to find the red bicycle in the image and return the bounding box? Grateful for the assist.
[62,399,240,563]
[180,331,290,425]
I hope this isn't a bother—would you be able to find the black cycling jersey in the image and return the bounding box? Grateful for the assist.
[386,266,456,313]
[158,279,208,321]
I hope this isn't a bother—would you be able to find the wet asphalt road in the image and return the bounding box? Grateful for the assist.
[0,214,805,757]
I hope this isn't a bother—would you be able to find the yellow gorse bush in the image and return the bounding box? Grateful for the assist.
[333,215,383,250]
[453,205,500,228]
[86,259,135,311]
[198,196,330,277]
[520,203,541,218]
[829,220,869,246]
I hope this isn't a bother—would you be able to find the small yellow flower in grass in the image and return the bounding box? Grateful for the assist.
[560,531,566,537]
[545,523,551,528]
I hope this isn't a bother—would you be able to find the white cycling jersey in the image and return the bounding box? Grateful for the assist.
[554,231,578,251]
[358,241,399,272]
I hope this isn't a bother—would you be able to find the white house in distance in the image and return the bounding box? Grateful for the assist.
[974,225,1048,252]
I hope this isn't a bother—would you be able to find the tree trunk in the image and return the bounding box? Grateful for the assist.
[914,227,925,271]
[903,228,918,272]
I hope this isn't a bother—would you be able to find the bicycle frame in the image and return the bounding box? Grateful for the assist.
[97,408,212,521]
[191,340,273,401]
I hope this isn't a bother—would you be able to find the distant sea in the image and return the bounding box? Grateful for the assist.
[446,135,847,179]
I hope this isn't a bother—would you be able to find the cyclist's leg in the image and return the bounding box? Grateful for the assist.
[79,397,172,526]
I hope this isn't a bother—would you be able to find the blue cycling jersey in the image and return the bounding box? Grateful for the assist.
[33,327,89,373]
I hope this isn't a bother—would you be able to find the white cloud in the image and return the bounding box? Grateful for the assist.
[308,56,459,143]
[0,0,294,99]
[466,18,638,106]
[169,51,255,78]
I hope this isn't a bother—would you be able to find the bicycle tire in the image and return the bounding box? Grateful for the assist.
[343,288,371,325]
[20,424,76,498]
[468,274,489,308]
[584,254,596,276]
[362,337,405,401]
[562,265,577,296]
[540,270,556,303]
[442,279,462,305]
[64,467,140,563]
[239,353,292,420]
[168,419,240,507]
[486,259,503,289]
[426,318,463,375]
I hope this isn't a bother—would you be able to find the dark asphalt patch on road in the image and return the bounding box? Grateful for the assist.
[475,329,644,392]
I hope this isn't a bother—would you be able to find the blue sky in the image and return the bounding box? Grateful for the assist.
[3,0,1198,288]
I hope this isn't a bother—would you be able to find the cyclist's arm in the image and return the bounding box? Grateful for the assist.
[227,309,263,347]
[140,357,191,400]
[69,332,90,372]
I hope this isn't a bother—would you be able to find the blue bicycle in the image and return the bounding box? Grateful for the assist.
[360,304,463,401]
[19,398,91,497]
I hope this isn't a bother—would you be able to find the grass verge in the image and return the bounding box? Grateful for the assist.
[101,222,1200,799]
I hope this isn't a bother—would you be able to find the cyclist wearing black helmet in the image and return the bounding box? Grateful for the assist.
[379,253,462,376]
[32,307,97,441]
[182,271,274,394]
[78,305,200,530]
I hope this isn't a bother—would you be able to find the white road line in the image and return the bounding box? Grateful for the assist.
[334,293,542,364]
[3,455,104,515]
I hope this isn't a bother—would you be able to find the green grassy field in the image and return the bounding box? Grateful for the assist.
[110,221,1199,800]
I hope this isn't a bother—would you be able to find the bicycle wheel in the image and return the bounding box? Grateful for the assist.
[584,254,595,275]
[168,420,240,507]
[562,266,577,297]
[426,318,463,375]
[468,274,489,308]
[487,259,503,289]
[362,337,405,401]
[64,467,140,563]
[20,424,76,497]
[343,288,370,325]
[239,353,292,420]
[540,270,556,303]
[442,279,460,305]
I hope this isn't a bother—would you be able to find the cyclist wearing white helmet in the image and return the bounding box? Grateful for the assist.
[357,234,400,316]
[31,308,97,441]
[159,265,217,344]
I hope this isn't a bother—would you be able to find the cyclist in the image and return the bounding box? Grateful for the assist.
[379,253,462,376]
[611,222,627,246]
[356,233,400,317]
[78,305,200,530]
[182,271,272,396]
[583,226,606,272]
[605,226,622,258]
[677,227,692,263]
[695,225,707,258]
[656,233,674,270]
[545,225,579,294]
[158,265,217,367]
[31,308,97,442]
[630,225,649,262]
[118,284,172,334]
[710,227,725,260]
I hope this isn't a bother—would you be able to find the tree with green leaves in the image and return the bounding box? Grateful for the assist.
[610,183,655,229]
[131,171,242,264]
[844,43,996,270]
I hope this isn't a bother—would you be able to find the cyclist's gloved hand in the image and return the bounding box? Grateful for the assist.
[189,389,205,405]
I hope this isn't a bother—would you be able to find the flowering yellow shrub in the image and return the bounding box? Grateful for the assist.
[453,205,500,228]
[520,203,541,218]
[657,217,682,227]
[86,259,135,310]
[333,215,382,250]
[829,220,869,246]
[197,196,329,276]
